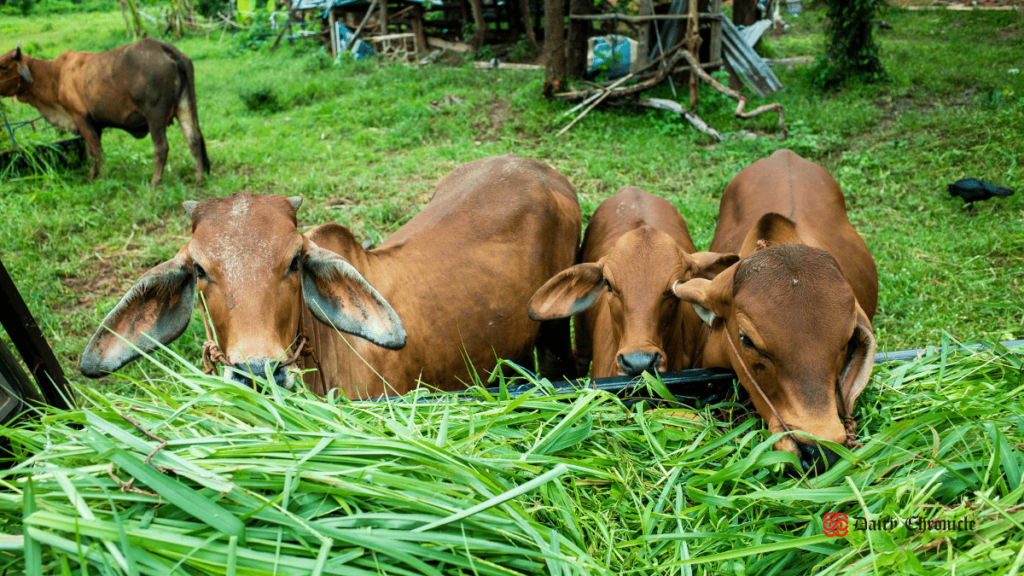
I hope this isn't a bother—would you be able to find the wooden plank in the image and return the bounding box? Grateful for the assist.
[570,12,722,22]
[709,0,722,69]
[426,36,472,52]
[0,258,71,410]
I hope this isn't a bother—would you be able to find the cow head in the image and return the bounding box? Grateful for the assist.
[673,236,875,475]
[528,226,737,376]
[80,192,406,388]
[0,43,34,96]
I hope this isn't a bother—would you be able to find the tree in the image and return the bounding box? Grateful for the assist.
[810,0,888,88]
[544,0,565,85]
[733,0,758,27]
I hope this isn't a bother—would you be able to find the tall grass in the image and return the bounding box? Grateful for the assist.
[1,339,1021,574]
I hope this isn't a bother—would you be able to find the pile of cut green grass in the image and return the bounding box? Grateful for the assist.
[1,340,1021,574]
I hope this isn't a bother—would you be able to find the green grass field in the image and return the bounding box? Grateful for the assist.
[1,5,1023,574]
[1,7,1022,381]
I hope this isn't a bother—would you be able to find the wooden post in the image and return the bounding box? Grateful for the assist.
[637,0,654,68]
[566,0,589,78]
[0,259,71,411]
[328,8,338,55]
[410,4,427,52]
[380,0,388,34]
[709,0,722,67]
[685,0,701,107]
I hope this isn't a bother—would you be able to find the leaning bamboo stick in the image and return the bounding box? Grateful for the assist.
[562,73,634,116]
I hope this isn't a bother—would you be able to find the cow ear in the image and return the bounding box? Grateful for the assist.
[17,61,33,86]
[80,255,196,377]
[686,251,739,280]
[673,268,734,327]
[838,301,877,417]
[527,264,606,321]
[302,245,406,350]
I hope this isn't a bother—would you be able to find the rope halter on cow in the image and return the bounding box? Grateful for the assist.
[196,296,323,384]
[717,317,861,451]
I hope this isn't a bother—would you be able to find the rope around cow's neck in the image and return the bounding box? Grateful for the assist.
[717,317,861,450]
[196,295,323,385]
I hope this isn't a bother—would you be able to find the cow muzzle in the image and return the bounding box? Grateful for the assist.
[227,358,298,390]
[778,436,840,476]
[617,351,663,376]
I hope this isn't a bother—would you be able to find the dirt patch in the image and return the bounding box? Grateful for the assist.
[873,95,941,118]
[999,25,1024,40]
[60,257,139,314]
[471,100,510,143]
[488,101,510,133]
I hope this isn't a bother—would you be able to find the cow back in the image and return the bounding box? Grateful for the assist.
[303,154,582,396]
[710,149,877,317]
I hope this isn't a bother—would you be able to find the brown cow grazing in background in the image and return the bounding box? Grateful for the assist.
[0,38,210,186]
[672,149,878,475]
[80,154,581,398]
[528,186,737,378]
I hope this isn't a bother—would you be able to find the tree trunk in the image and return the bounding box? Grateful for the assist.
[519,0,538,50]
[566,0,589,78]
[544,0,566,83]
[469,0,486,49]
[732,0,758,27]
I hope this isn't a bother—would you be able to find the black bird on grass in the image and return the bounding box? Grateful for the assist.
[948,178,1014,215]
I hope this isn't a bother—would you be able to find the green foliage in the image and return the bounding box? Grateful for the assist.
[474,44,495,62]
[231,11,276,52]
[808,0,888,89]
[507,34,537,62]
[193,0,229,18]
[238,85,283,113]
[4,0,117,15]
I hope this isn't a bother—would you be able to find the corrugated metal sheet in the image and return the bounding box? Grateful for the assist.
[739,19,772,47]
[720,17,782,97]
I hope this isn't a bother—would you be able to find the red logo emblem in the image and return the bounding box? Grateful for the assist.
[823,512,849,537]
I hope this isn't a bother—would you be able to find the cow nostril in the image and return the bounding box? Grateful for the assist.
[227,360,291,390]
[617,352,662,376]
[796,440,840,475]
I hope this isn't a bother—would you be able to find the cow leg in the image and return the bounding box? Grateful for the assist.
[74,117,104,181]
[148,121,170,187]
[535,318,578,380]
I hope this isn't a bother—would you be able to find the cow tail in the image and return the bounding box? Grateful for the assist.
[165,43,211,174]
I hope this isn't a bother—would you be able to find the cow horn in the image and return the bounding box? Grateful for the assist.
[14,42,21,59]
[288,196,302,212]
[182,200,198,217]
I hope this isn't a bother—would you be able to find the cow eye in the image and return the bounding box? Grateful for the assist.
[288,256,300,274]
[739,334,757,350]
[194,264,207,280]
